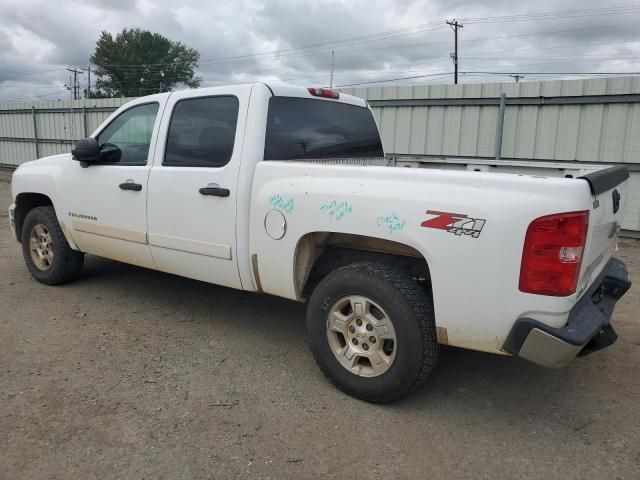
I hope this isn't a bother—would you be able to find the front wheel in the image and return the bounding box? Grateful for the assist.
[21,206,84,285]
[306,262,438,403]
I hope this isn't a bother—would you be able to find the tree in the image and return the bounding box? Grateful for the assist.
[90,28,201,98]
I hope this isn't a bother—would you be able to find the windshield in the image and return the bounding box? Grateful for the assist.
[264,97,383,160]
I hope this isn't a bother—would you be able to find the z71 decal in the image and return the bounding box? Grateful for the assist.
[421,210,485,238]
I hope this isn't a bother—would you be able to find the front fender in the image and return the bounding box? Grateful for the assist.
[12,155,79,250]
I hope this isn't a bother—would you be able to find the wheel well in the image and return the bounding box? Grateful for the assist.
[294,232,431,299]
[15,193,53,242]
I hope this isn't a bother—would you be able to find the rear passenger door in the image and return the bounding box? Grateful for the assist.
[146,86,251,289]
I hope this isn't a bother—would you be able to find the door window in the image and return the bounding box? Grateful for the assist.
[97,102,159,165]
[164,96,239,168]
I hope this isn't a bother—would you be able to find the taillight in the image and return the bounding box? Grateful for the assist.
[519,211,589,296]
[307,87,339,99]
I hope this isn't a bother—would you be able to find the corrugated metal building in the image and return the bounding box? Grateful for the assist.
[343,76,640,162]
[1,76,639,233]
[343,76,640,234]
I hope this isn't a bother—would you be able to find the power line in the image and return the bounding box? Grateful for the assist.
[3,67,639,101]
[5,5,640,99]
[335,72,454,87]
[65,16,640,82]
[82,20,640,75]
[92,23,448,69]
[87,6,640,70]
[460,5,640,24]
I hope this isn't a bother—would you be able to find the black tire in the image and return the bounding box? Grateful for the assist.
[21,206,84,285]
[306,261,438,403]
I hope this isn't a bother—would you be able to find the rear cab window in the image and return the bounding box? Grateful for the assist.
[264,97,383,161]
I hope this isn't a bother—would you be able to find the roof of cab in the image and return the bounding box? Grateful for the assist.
[262,83,368,108]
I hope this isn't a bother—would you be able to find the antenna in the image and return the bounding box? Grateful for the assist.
[330,50,335,89]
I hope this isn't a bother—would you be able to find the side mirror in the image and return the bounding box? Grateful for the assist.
[71,138,99,166]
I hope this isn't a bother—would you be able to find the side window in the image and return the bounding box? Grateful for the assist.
[97,103,159,165]
[164,96,239,168]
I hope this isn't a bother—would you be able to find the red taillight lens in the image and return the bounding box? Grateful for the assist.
[519,211,589,296]
[307,87,339,99]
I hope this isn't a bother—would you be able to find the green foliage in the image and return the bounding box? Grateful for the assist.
[90,28,201,97]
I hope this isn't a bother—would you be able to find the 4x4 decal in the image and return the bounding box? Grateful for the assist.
[421,210,485,238]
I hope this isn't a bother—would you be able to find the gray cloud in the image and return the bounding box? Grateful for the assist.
[1,0,639,101]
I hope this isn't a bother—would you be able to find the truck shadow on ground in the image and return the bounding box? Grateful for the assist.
[76,255,603,417]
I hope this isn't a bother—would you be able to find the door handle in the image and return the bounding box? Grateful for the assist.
[199,187,230,197]
[119,182,142,191]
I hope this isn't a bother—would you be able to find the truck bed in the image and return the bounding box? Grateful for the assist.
[393,155,622,182]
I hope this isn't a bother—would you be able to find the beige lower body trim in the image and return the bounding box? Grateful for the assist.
[251,253,263,292]
[436,326,449,345]
[72,220,147,244]
[148,233,232,260]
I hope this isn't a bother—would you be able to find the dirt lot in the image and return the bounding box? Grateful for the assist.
[0,169,639,480]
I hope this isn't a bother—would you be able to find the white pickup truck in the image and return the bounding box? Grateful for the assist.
[9,83,631,402]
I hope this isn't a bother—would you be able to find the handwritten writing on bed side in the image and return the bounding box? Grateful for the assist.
[269,194,295,215]
[377,213,406,234]
[320,200,352,221]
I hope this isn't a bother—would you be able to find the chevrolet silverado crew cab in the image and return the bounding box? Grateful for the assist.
[9,83,631,402]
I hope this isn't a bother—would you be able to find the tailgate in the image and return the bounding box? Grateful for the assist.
[578,166,629,295]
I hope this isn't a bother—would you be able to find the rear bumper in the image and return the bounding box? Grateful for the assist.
[503,258,631,368]
[8,203,18,242]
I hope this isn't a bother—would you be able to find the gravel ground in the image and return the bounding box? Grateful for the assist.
[1,169,639,480]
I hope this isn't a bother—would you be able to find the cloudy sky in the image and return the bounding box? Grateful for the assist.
[1,0,640,101]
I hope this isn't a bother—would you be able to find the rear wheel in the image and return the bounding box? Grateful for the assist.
[306,261,438,403]
[21,206,84,285]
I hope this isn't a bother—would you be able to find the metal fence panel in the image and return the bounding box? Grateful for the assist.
[0,140,33,167]
[0,97,131,166]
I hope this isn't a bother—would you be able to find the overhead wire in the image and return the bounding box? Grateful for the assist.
[4,5,640,99]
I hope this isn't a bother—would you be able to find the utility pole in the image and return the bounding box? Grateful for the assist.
[446,20,463,84]
[509,74,524,83]
[329,49,335,88]
[87,66,91,98]
[66,67,83,100]
[79,66,91,98]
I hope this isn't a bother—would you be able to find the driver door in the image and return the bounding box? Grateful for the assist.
[62,98,167,268]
